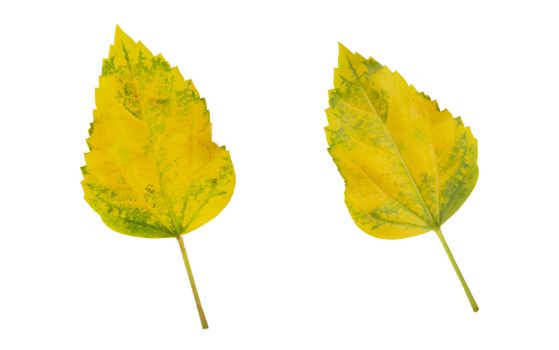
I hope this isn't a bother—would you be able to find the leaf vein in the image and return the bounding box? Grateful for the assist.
[342,52,436,228]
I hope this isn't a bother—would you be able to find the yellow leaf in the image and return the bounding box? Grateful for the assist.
[326,44,479,311]
[82,26,236,328]
[82,27,235,239]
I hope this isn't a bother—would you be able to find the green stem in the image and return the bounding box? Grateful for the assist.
[176,235,209,329]
[433,227,479,312]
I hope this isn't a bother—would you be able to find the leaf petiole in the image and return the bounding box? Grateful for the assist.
[433,227,479,312]
[176,235,209,329]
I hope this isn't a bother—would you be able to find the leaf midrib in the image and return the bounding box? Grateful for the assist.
[120,40,182,234]
[342,53,437,229]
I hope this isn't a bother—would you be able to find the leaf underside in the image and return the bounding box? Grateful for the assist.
[82,27,235,238]
[326,44,478,239]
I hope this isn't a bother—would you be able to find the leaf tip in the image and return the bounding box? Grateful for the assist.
[114,24,124,39]
[113,25,133,46]
[337,42,351,56]
[337,42,357,71]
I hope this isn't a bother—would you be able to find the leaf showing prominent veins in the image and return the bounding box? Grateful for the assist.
[325,44,479,311]
[82,26,235,328]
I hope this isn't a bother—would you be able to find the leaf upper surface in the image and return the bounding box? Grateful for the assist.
[82,27,235,238]
[326,44,478,239]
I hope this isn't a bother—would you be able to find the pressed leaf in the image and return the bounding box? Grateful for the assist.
[325,44,479,311]
[82,26,235,328]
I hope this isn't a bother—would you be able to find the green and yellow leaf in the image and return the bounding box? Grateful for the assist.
[325,44,479,311]
[326,44,477,239]
[82,27,235,328]
[82,27,235,239]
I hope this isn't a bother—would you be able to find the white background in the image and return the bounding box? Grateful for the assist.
[1,0,558,349]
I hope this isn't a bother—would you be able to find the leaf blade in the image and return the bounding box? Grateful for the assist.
[82,27,235,238]
[326,44,478,238]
